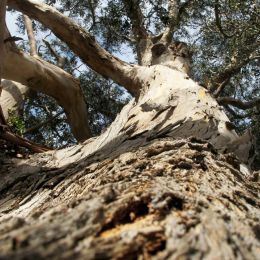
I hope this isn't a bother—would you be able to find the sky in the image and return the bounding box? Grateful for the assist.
[5,9,135,64]
[6,11,23,37]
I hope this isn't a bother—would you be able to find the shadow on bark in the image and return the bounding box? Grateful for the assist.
[0,118,259,259]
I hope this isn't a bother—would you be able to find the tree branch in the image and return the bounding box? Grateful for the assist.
[122,0,152,66]
[8,0,141,97]
[87,0,96,30]
[43,39,66,68]
[214,0,235,39]
[210,55,258,95]
[161,0,178,43]
[23,15,37,56]
[0,0,6,83]
[0,0,7,126]
[24,111,64,134]
[122,0,148,41]
[224,105,250,119]
[217,97,260,110]
[3,26,91,141]
[162,0,193,43]
[0,129,51,153]
[0,3,43,155]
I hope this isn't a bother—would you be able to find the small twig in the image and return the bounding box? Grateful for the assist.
[24,111,64,134]
[43,39,66,68]
[213,78,230,97]
[224,105,249,119]
[217,97,260,110]
[214,0,236,38]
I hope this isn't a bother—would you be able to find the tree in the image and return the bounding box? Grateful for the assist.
[0,0,259,259]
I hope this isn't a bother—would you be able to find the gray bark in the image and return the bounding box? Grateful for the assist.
[0,137,259,259]
[0,63,259,259]
[1,1,259,259]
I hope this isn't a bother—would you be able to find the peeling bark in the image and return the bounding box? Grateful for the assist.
[1,60,258,257]
[1,1,259,258]
[0,137,259,259]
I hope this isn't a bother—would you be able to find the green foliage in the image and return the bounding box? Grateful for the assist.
[7,110,26,136]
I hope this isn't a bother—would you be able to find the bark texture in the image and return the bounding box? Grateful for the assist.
[0,0,6,82]
[2,1,259,258]
[0,65,259,259]
[0,137,259,259]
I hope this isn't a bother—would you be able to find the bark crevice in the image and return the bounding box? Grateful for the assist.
[0,137,259,259]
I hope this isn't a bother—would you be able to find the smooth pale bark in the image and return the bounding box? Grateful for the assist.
[8,0,141,97]
[23,15,37,57]
[2,37,91,142]
[0,80,29,119]
[49,66,248,170]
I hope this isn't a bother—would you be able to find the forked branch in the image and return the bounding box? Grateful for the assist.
[3,26,91,141]
[210,53,259,96]
[8,0,141,97]
[43,39,66,68]
[162,0,193,43]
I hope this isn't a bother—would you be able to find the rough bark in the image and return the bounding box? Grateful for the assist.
[0,1,8,125]
[1,62,259,258]
[2,32,91,142]
[1,1,259,258]
[0,137,259,259]
[0,0,6,82]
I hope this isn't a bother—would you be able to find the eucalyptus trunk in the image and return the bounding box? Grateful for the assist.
[0,39,259,259]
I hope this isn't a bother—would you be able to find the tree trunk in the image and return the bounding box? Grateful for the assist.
[1,2,258,258]
[0,64,259,259]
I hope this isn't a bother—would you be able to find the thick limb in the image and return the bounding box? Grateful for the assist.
[8,0,141,97]
[3,35,91,142]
